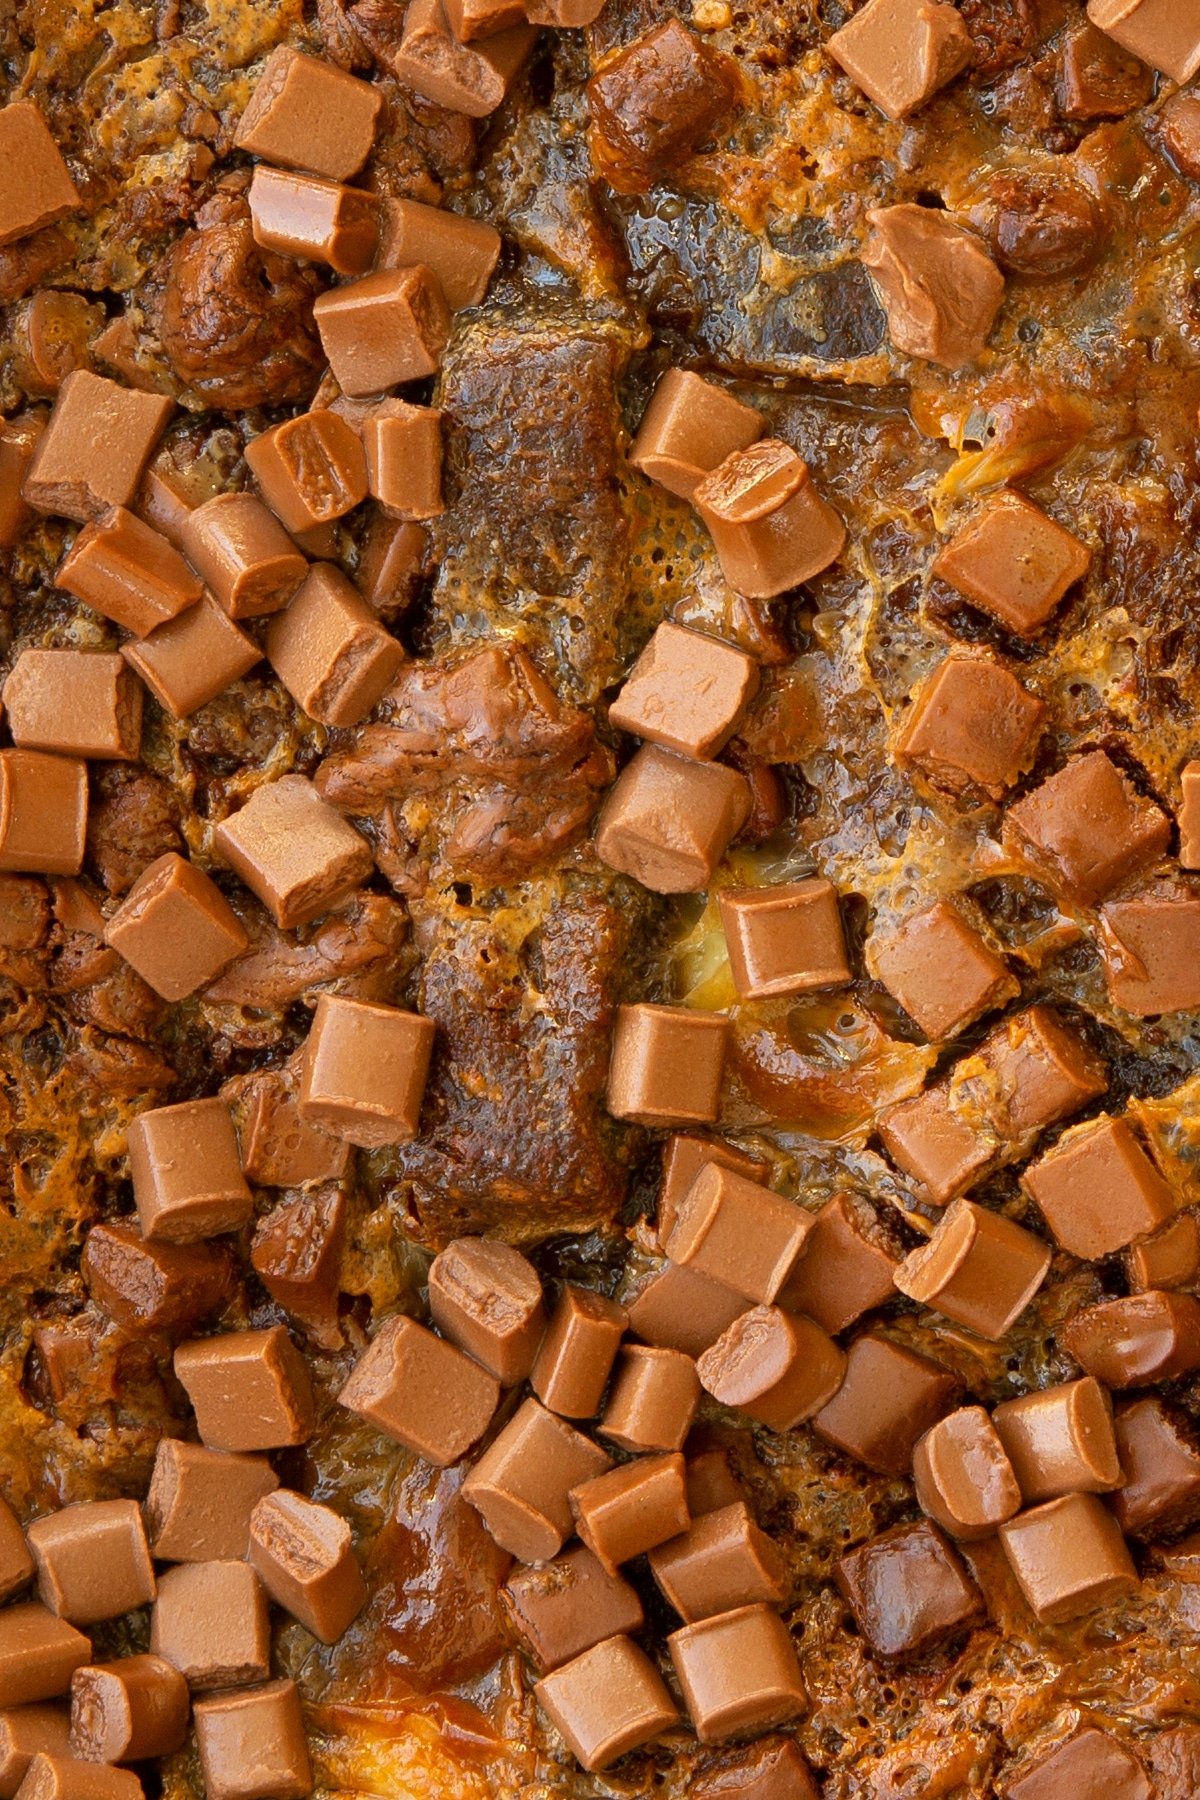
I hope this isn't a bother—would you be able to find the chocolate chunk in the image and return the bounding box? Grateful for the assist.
[298,994,436,1147]
[658,1136,769,1250]
[1005,1727,1152,1800]
[718,879,851,1001]
[313,268,452,398]
[0,1507,32,1607]
[1002,750,1170,906]
[391,0,536,119]
[27,1505,154,1628]
[695,441,846,600]
[1087,0,1200,83]
[813,1333,960,1474]
[993,1377,1122,1504]
[462,1398,611,1562]
[145,1441,278,1565]
[10,1757,141,1800]
[0,753,87,878]
[628,371,763,504]
[877,1084,992,1208]
[150,1562,270,1691]
[226,1063,350,1189]
[691,1738,821,1800]
[247,167,377,276]
[503,1547,644,1673]
[127,1097,253,1244]
[173,1326,315,1452]
[599,1346,700,1453]
[0,103,79,247]
[337,1314,499,1465]
[606,1003,729,1126]
[192,1679,311,1800]
[374,199,501,310]
[933,491,1091,637]
[1112,1397,1200,1537]
[829,0,972,120]
[868,899,1017,1040]
[531,1286,627,1419]
[251,1189,346,1350]
[588,19,739,194]
[55,509,201,637]
[81,1223,228,1334]
[595,744,751,893]
[609,622,759,761]
[103,854,246,1000]
[999,1493,1136,1622]
[444,0,526,39]
[265,565,404,728]
[893,1199,1051,1341]
[120,595,260,720]
[1063,1290,1200,1388]
[179,495,307,620]
[1126,1212,1200,1291]
[2,653,141,763]
[246,412,368,537]
[1060,22,1153,118]
[247,1490,364,1645]
[649,1501,786,1623]
[1021,1115,1176,1259]
[895,653,1044,798]
[777,1192,901,1336]
[362,403,443,522]
[666,1164,811,1306]
[68,1654,188,1763]
[0,1709,72,1800]
[864,206,1005,370]
[698,1306,845,1432]
[668,1604,806,1744]
[23,374,172,524]
[569,1453,691,1573]
[0,1613,90,1711]
[214,775,374,929]
[1161,94,1200,182]
[0,416,43,549]
[835,1519,983,1657]
[428,1237,545,1386]
[534,1636,678,1773]
[234,46,382,179]
[1100,888,1200,1015]
[978,1004,1107,1136]
[355,513,427,611]
[626,1262,751,1359]
[912,1407,1022,1541]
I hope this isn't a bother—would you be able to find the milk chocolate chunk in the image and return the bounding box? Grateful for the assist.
[1126,1211,1200,1291]
[0,416,43,550]
[69,1654,188,1764]
[355,512,427,611]
[666,1165,811,1306]
[234,46,382,179]
[627,1262,751,1359]
[121,595,260,720]
[504,1547,644,1673]
[214,776,373,930]
[628,371,764,505]
[23,374,172,524]
[0,753,87,878]
[1003,751,1170,907]
[1088,0,1200,82]
[462,1398,611,1562]
[392,0,536,120]
[1180,759,1200,867]
[179,495,307,620]
[979,1004,1107,1137]
[174,1326,315,1453]
[374,198,501,310]
[0,1709,72,1800]
[896,653,1044,798]
[600,1346,700,1453]
[570,1453,691,1573]
[298,994,435,1147]
[193,1678,311,1800]
[869,900,1017,1041]
[893,1199,1051,1341]
[145,1441,278,1565]
[1100,888,1200,1015]
[1113,1397,1200,1537]
[835,1520,983,1657]
[1004,1727,1151,1800]
[691,1738,821,1800]
[999,1493,1136,1622]
[247,167,377,276]
[813,1333,960,1474]
[827,0,972,120]
[695,441,846,600]
[428,1237,545,1386]
[649,1501,786,1623]
[993,1378,1122,1505]
[531,1286,627,1419]
[1064,1290,1200,1388]
[0,1507,32,1607]
[313,268,452,398]
[265,565,404,728]
[719,879,851,1001]
[606,1003,729,1126]
[595,744,751,894]
[877,1084,992,1208]
[0,103,78,246]
[247,1491,364,1645]
[609,623,758,762]
[658,1139,768,1251]
[250,1189,346,1351]
[668,1605,806,1744]
[864,206,1005,371]
[245,412,368,537]
[534,1636,678,1774]
[338,1314,498,1465]
[361,402,443,522]
[56,508,202,637]
[81,1223,228,1335]
[127,1097,253,1243]
[28,1506,154,1628]
[11,1758,141,1800]
[777,1192,903,1338]
[228,1062,350,1189]
[1021,1115,1176,1259]
[3,654,141,763]
[698,1306,845,1432]
[150,1562,269,1692]
[0,1614,90,1712]
[588,18,739,193]
[912,1407,1021,1541]
[103,854,246,1001]
[933,492,1091,637]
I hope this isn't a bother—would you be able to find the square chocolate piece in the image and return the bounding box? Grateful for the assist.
[23,372,173,523]
[0,1500,33,1605]
[127,1096,253,1243]
[719,879,851,1000]
[932,491,1091,636]
[1021,1114,1176,1259]
[777,1191,900,1335]
[895,654,1044,798]
[827,0,972,120]
[1100,890,1200,1016]
[265,565,404,728]
[121,594,260,720]
[173,1326,315,1453]
[868,899,1017,1041]
[0,751,88,878]
[2,651,142,763]
[657,1135,769,1248]
[835,1520,982,1657]
[337,1313,499,1466]
[234,45,382,179]
[27,1502,155,1627]
[695,440,847,600]
[375,197,501,310]
[813,1333,960,1474]
[427,1237,545,1386]
[0,102,79,246]
[1002,749,1170,906]
[298,994,436,1148]
[313,268,452,398]
[1005,1727,1152,1800]
[193,1678,312,1800]
[150,1561,270,1691]
[534,1636,678,1774]
[245,411,367,536]
[0,1607,91,1709]
[877,1084,994,1207]
[145,1440,279,1564]
[594,743,751,894]
[628,368,763,504]
[998,1492,1137,1623]
[609,622,759,760]
[214,775,374,930]
[606,1004,729,1127]
[462,1398,611,1563]
[667,1604,806,1744]
[104,854,248,1001]
[503,1546,644,1672]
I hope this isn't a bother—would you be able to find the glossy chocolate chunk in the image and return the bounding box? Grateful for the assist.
[828,0,972,120]
[192,1678,312,1800]
[668,1605,806,1745]
[595,744,751,894]
[338,1314,498,1466]
[698,1306,844,1433]
[144,1441,278,1565]
[999,1493,1137,1622]
[912,1407,1022,1541]
[835,1519,983,1656]
[150,1562,270,1691]
[569,1453,691,1574]
[427,1237,546,1386]
[503,1548,644,1673]
[247,1491,365,1645]
[628,370,763,503]
[234,45,382,178]
[531,1286,627,1419]
[607,1003,729,1127]
[126,1097,252,1244]
[649,1501,787,1623]
[68,1654,188,1763]
[893,1199,1051,1341]
[462,1399,611,1563]
[534,1636,678,1773]
[173,1326,315,1453]
[813,1333,960,1475]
